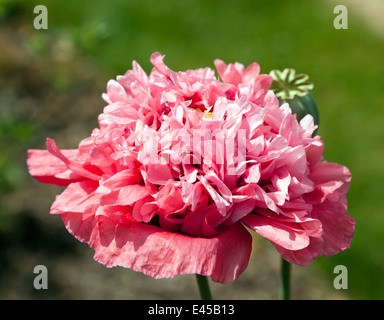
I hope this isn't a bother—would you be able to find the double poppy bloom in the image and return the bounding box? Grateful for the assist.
[27,53,355,284]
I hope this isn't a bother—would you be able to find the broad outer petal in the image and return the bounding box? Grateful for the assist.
[89,217,252,284]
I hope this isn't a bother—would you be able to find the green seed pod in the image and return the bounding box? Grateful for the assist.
[270,68,319,132]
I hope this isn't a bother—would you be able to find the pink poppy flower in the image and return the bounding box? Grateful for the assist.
[27,53,355,284]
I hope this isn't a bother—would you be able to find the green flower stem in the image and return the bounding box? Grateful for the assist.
[196,274,213,300]
[279,258,291,300]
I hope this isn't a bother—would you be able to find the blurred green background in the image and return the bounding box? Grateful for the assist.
[0,0,383,299]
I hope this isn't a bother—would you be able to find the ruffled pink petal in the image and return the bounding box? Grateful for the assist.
[181,204,228,237]
[244,163,261,184]
[116,60,149,98]
[311,197,355,257]
[304,162,351,205]
[255,74,274,95]
[273,238,325,266]
[155,180,185,213]
[274,197,355,266]
[305,139,324,166]
[241,62,260,84]
[150,52,169,77]
[102,79,131,104]
[226,197,256,224]
[181,181,208,212]
[102,101,140,125]
[132,196,157,223]
[309,162,351,194]
[50,180,99,216]
[214,59,242,86]
[198,175,230,216]
[46,138,102,181]
[99,168,143,190]
[145,163,174,185]
[27,149,85,186]
[50,181,100,243]
[99,184,149,206]
[242,213,312,251]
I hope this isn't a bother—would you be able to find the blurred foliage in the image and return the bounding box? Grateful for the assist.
[0,95,38,193]
[1,0,384,299]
